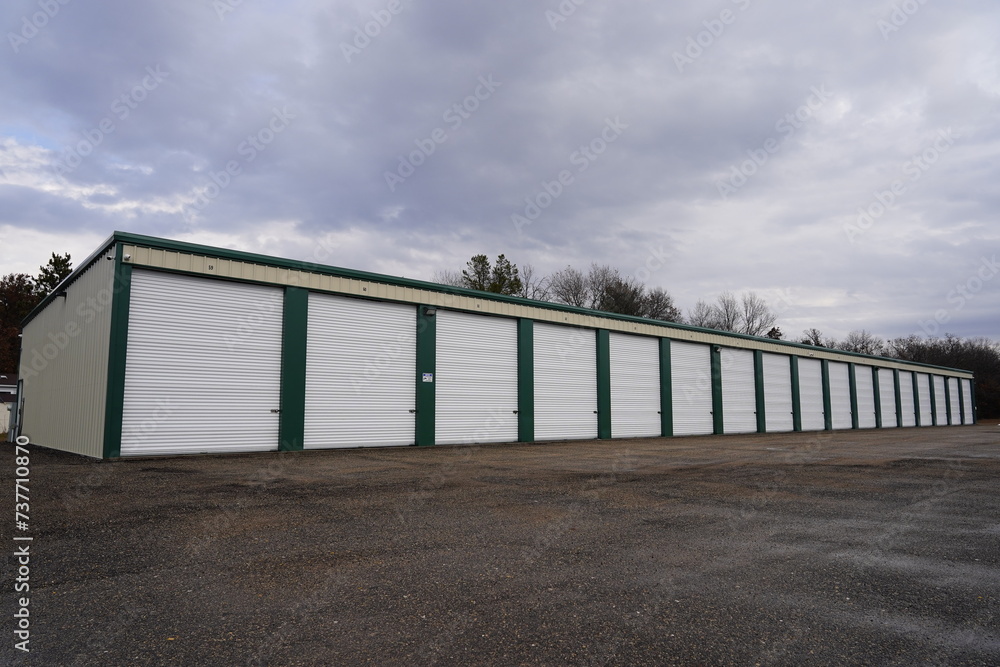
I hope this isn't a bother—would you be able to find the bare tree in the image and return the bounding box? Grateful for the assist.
[517,263,550,301]
[548,266,589,308]
[687,300,720,328]
[596,273,646,316]
[713,291,741,332]
[838,329,885,356]
[801,328,827,347]
[740,291,777,336]
[643,287,683,322]
[432,269,464,287]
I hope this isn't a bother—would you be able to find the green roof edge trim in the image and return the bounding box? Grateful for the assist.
[23,231,974,377]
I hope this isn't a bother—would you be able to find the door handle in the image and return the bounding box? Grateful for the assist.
[409,409,417,413]
[270,409,281,414]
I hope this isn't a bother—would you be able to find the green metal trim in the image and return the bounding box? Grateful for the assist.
[790,356,802,432]
[848,363,859,430]
[957,378,966,425]
[873,367,883,428]
[943,376,953,426]
[102,249,131,459]
[821,360,833,431]
[596,330,612,440]
[710,345,723,435]
[278,287,308,452]
[911,371,921,427]
[415,306,436,445]
[516,319,534,442]
[928,375,938,426]
[659,338,673,437]
[893,369,903,428]
[59,232,971,379]
[753,350,766,433]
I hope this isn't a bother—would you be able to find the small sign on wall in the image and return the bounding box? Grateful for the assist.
[422,373,434,383]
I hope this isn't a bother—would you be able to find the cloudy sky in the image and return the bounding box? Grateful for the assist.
[1,0,997,341]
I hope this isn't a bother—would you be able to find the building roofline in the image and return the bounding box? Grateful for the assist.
[22,231,974,376]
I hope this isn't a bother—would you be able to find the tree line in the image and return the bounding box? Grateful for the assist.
[0,253,73,372]
[438,253,999,418]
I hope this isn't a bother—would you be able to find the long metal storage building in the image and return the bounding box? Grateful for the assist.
[12,232,978,458]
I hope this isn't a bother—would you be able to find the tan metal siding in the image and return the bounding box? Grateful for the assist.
[120,244,974,381]
[19,248,115,457]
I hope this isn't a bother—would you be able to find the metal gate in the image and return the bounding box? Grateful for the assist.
[916,373,932,426]
[798,358,825,431]
[609,333,661,438]
[933,376,948,425]
[761,353,793,432]
[671,341,713,435]
[828,362,852,430]
[721,348,756,434]
[877,368,897,428]
[533,323,597,440]
[435,310,518,445]
[304,293,415,448]
[121,270,283,456]
[898,371,916,427]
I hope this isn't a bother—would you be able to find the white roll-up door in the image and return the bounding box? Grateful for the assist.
[855,365,877,428]
[305,293,415,448]
[916,374,932,426]
[671,341,713,436]
[933,376,947,425]
[721,348,756,434]
[436,310,518,445]
[798,358,824,431]
[609,333,660,438]
[947,377,961,425]
[898,371,916,427]
[534,323,597,440]
[877,368,897,428]
[121,271,283,456]
[961,379,974,424]
[761,353,793,432]
[828,362,852,430]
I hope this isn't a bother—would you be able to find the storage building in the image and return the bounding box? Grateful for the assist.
[13,232,977,458]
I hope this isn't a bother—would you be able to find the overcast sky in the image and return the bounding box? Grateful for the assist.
[1,0,997,341]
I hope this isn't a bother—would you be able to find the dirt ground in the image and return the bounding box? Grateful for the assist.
[3,424,999,666]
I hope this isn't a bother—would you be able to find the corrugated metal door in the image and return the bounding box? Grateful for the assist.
[947,377,961,424]
[961,379,974,423]
[798,358,825,431]
[828,362,852,430]
[121,271,283,456]
[436,310,518,445]
[916,374,932,426]
[878,368,897,428]
[721,348,756,434]
[898,371,916,427]
[671,341,713,435]
[534,323,597,440]
[761,353,793,432]
[933,376,948,425]
[609,333,660,438]
[305,293,415,448]
[855,366,876,428]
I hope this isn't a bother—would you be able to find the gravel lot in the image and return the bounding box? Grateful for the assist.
[3,424,999,666]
